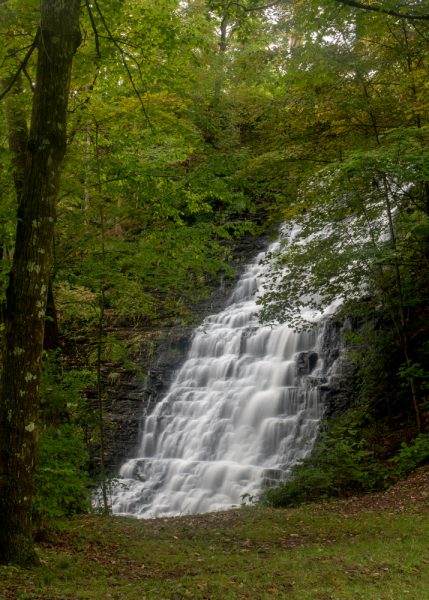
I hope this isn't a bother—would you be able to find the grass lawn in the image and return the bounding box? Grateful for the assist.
[1,467,428,600]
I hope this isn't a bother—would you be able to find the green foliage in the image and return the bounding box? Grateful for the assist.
[55,6,269,332]
[33,353,93,530]
[39,352,94,423]
[393,434,429,475]
[33,424,90,528]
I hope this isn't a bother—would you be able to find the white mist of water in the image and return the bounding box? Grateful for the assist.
[111,228,330,518]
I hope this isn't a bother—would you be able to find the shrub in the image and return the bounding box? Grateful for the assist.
[392,434,429,475]
[33,424,90,530]
[33,353,93,532]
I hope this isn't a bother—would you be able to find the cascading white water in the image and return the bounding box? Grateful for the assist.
[111,228,329,518]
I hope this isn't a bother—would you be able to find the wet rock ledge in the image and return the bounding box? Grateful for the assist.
[93,233,269,474]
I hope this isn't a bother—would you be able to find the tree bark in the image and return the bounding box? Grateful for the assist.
[3,75,28,201]
[1,74,60,349]
[0,0,81,566]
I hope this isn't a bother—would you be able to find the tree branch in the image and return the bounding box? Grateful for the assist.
[334,0,429,22]
[22,65,35,92]
[85,0,101,58]
[0,32,38,102]
[92,0,155,132]
[216,0,429,19]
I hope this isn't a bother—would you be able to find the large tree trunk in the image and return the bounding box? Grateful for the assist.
[1,73,60,350]
[0,0,81,565]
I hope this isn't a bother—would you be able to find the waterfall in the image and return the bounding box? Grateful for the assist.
[111,227,330,518]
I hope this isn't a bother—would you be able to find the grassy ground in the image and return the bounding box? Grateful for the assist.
[1,467,428,600]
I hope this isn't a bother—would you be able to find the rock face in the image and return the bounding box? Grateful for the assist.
[99,324,194,473]
[296,350,319,376]
[97,233,269,474]
[317,317,358,419]
[290,317,357,421]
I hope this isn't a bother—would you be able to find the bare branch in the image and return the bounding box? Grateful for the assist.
[209,0,282,12]
[334,0,429,22]
[0,31,38,102]
[22,65,35,92]
[0,43,34,69]
[211,0,429,19]
[92,0,155,132]
[67,71,99,145]
[85,0,101,58]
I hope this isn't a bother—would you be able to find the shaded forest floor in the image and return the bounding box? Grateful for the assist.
[1,467,429,600]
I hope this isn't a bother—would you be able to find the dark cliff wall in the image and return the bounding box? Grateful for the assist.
[97,233,269,474]
[318,317,358,418]
[294,316,359,420]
